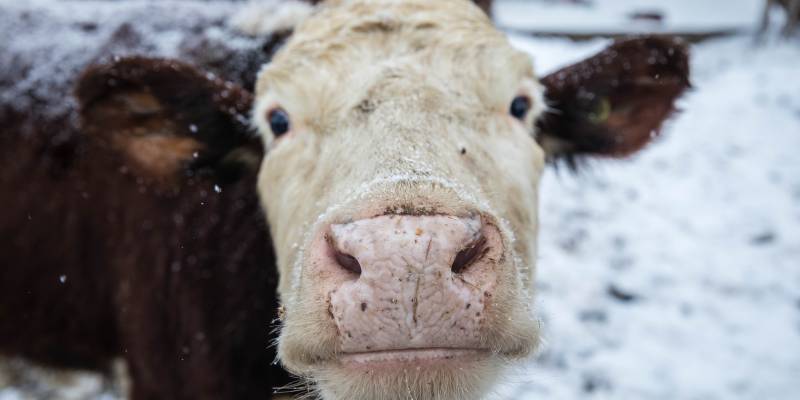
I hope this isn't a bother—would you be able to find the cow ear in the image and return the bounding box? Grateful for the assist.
[536,36,691,166]
[75,57,262,186]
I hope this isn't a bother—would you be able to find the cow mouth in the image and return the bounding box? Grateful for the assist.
[339,348,489,367]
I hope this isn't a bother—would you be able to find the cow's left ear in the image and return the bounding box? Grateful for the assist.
[76,57,262,185]
[536,36,691,166]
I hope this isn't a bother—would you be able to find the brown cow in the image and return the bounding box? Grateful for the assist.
[0,1,289,398]
[0,0,689,399]
[0,57,293,398]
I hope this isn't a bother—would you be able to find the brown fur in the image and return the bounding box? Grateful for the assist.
[537,36,691,167]
[0,56,290,400]
[0,10,293,396]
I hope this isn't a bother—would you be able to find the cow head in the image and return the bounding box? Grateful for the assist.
[75,1,688,399]
[254,1,688,399]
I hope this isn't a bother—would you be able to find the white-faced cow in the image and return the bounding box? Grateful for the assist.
[0,0,689,399]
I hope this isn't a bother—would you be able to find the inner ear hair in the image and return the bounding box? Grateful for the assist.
[537,36,691,168]
[76,56,261,185]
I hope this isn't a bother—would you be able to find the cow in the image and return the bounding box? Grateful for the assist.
[0,1,291,398]
[0,0,689,399]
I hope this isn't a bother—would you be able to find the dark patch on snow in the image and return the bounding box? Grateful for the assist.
[558,227,588,253]
[680,302,694,316]
[628,11,665,24]
[749,231,776,246]
[578,309,608,323]
[581,372,612,393]
[607,284,639,303]
[535,348,569,370]
[609,255,634,270]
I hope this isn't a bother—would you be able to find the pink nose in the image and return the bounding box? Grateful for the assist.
[320,215,502,353]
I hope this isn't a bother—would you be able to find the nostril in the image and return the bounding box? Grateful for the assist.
[334,250,362,275]
[326,232,362,276]
[451,235,487,274]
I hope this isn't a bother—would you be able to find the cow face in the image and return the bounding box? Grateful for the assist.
[253,1,687,399]
[254,3,542,398]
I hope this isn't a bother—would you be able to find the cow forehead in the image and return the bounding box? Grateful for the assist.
[254,0,535,127]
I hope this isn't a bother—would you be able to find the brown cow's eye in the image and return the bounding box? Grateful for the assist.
[509,96,531,120]
[267,108,290,136]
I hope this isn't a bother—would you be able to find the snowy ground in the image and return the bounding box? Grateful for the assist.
[2,0,800,399]
[495,33,800,400]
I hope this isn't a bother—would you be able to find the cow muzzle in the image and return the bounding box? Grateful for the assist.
[309,214,504,367]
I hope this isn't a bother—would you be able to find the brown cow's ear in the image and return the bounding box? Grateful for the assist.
[76,57,262,185]
[536,36,691,167]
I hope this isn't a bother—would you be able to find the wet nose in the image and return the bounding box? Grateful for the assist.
[329,215,490,278]
[319,214,503,353]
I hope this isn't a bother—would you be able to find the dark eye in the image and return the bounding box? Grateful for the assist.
[509,95,531,120]
[267,108,290,136]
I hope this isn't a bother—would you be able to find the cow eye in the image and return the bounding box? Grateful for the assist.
[509,95,531,120]
[267,108,290,136]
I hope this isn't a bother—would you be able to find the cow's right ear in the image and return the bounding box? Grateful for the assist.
[535,37,690,167]
[76,57,262,186]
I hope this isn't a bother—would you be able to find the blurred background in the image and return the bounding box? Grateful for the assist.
[0,0,798,399]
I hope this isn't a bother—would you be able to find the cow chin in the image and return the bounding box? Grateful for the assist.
[314,353,503,400]
[277,306,539,368]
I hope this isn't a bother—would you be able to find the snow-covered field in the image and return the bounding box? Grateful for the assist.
[496,33,800,400]
[2,1,799,399]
